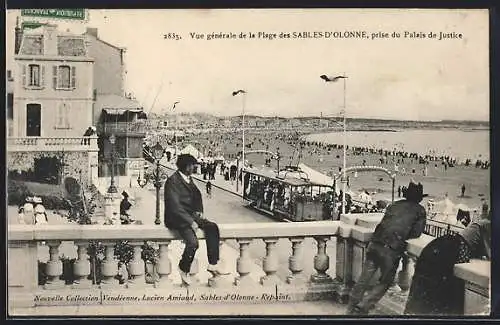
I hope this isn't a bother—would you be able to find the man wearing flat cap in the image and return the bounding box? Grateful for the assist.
[347,181,426,315]
[164,154,228,285]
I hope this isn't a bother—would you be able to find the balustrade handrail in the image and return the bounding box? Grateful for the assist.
[8,221,368,242]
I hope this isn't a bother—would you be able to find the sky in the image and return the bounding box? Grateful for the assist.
[6,9,489,121]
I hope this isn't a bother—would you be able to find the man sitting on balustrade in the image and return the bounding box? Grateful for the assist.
[346,181,426,315]
[164,154,229,286]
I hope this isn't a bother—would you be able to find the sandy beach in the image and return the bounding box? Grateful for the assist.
[183,128,490,213]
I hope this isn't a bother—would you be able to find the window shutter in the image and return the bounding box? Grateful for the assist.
[22,65,26,87]
[71,66,76,89]
[64,103,70,128]
[53,66,58,89]
[57,103,64,127]
[40,65,45,87]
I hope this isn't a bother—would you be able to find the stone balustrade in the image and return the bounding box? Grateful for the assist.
[8,217,491,315]
[8,221,372,309]
[7,136,98,152]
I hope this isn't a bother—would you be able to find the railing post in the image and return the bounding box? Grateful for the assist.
[334,233,354,303]
[127,242,145,288]
[155,241,172,288]
[260,238,280,286]
[397,253,411,291]
[99,243,118,288]
[44,241,64,289]
[208,240,232,288]
[73,242,91,288]
[235,239,254,286]
[189,255,200,286]
[287,237,305,285]
[311,236,332,283]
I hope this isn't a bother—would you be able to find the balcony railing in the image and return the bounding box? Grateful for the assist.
[7,136,98,152]
[8,218,490,315]
[98,122,146,135]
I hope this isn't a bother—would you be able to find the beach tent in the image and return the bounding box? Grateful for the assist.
[180,144,202,159]
[297,163,334,187]
[431,197,470,225]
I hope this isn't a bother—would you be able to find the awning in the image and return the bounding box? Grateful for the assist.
[96,94,145,115]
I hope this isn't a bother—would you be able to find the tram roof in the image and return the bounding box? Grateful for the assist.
[244,168,331,187]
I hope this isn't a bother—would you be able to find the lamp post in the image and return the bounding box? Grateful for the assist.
[171,101,180,159]
[320,74,348,214]
[233,89,247,195]
[107,134,118,193]
[151,142,165,225]
[276,147,281,174]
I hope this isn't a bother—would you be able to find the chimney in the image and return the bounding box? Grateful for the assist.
[14,17,23,54]
[86,27,98,38]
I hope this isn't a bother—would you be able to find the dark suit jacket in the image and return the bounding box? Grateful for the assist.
[164,171,203,229]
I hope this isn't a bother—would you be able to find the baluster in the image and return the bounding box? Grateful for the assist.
[397,253,415,292]
[72,242,91,288]
[155,241,172,288]
[208,240,232,288]
[234,239,254,286]
[44,241,64,289]
[188,255,200,286]
[127,242,145,288]
[287,237,305,284]
[310,236,332,283]
[260,238,280,286]
[99,243,118,288]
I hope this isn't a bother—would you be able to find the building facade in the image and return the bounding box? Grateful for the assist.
[84,27,146,181]
[7,22,98,186]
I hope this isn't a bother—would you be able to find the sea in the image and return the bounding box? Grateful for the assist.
[304,129,489,163]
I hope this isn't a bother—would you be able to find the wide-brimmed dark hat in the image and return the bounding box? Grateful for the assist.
[122,191,129,198]
[403,181,423,203]
[176,154,198,170]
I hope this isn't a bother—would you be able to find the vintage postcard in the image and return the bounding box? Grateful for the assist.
[6,8,490,317]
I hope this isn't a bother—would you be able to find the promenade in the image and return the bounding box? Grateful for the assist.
[95,167,338,287]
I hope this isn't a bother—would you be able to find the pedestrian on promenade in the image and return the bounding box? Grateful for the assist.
[461,184,466,197]
[404,213,491,315]
[346,181,427,315]
[120,191,135,224]
[397,186,401,198]
[164,154,228,285]
[206,181,212,199]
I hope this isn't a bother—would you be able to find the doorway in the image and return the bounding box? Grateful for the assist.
[26,103,41,137]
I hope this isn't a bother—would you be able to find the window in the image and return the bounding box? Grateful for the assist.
[53,65,76,90]
[22,64,45,88]
[7,70,13,81]
[29,64,40,86]
[55,102,71,129]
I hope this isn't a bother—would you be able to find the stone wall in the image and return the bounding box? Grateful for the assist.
[7,151,91,185]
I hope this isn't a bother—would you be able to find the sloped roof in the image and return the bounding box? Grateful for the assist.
[96,94,143,112]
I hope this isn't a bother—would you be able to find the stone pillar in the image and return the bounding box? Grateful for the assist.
[235,239,254,286]
[88,151,99,187]
[260,238,280,286]
[209,240,232,288]
[398,253,416,292]
[188,256,200,286]
[155,241,172,288]
[73,242,91,288]
[44,241,64,289]
[334,233,354,303]
[127,242,145,288]
[287,237,305,285]
[103,193,121,222]
[8,240,38,291]
[310,236,332,283]
[99,243,118,288]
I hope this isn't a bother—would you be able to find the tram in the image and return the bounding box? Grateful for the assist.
[242,166,336,222]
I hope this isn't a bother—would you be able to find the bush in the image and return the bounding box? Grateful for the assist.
[8,180,32,206]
